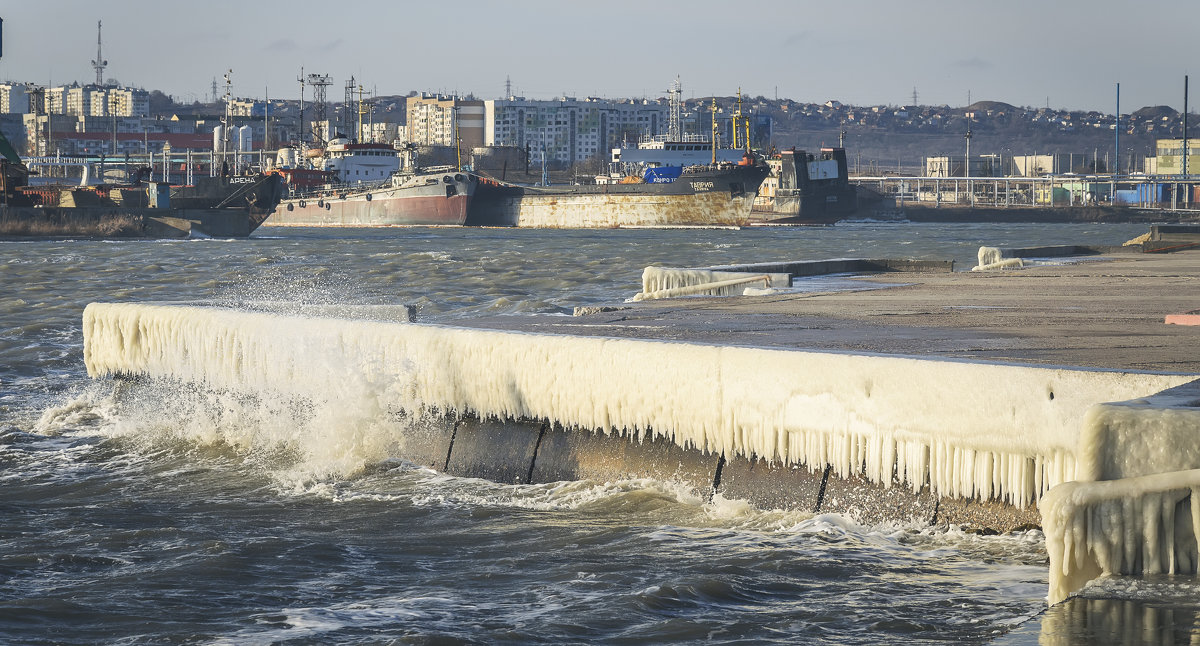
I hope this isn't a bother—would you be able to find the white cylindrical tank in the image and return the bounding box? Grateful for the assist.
[238,125,253,152]
[212,125,225,153]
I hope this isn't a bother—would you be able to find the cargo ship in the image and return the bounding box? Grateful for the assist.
[0,132,282,238]
[265,140,479,227]
[466,157,770,228]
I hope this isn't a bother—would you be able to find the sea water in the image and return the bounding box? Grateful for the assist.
[0,222,1177,644]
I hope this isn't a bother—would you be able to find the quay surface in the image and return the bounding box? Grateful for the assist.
[458,249,1200,374]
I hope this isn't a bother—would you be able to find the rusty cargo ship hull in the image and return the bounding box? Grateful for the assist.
[266,171,478,227]
[467,164,770,228]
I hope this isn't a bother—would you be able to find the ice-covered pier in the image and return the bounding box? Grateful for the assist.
[83,246,1200,605]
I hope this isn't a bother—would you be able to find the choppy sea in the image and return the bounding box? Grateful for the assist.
[2,221,1190,644]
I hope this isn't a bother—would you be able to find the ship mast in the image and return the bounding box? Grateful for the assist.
[710,98,718,164]
[453,104,462,171]
[667,77,681,141]
[352,83,362,142]
[733,88,742,150]
[732,88,750,153]
[222,70,232,174]
[296,68,306,146]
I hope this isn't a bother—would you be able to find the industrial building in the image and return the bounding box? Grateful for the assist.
[1154,138,1200,175]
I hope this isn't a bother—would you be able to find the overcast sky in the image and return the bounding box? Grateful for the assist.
[1,0,1194,112]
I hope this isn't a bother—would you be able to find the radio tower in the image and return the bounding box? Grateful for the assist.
[91,20,107,86]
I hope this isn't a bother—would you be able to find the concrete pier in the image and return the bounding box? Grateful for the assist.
[459,248,1200,374]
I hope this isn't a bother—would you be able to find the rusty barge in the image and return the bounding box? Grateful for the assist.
[467,161,771,228]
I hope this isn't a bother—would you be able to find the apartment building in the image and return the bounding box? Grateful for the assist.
[0,83,34,113]
[483,97,666,167]
[41,84,150,117]
[405,94,485,150]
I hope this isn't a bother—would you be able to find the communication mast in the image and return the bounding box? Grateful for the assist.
[91,20,107,86]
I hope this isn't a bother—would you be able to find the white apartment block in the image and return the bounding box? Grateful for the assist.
[41,84,149,117]
[405,94,668,167]
[483,97,666,166]
[405,94,485,150]
[0,83,34,113]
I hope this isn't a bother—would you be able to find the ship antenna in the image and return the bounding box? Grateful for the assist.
[91,20,107,86]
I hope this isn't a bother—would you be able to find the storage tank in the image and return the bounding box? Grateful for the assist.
[238,125,253,153]
[212,125,225,154]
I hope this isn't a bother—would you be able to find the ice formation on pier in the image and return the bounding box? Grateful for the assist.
[1041,397,1200,603]
[1042,469,1200,605]
[636,266,784,300]
[83,303,1192,510]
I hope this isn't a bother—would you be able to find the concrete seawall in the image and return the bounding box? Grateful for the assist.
[82,299,1192,536]
[80,247,1200,605]
[416,414,1040,531]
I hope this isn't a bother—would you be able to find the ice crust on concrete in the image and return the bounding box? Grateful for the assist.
[1041,394,1200,603]
[1042,469,1200,605]
[977,246,1004,267]
[637,266,785,300]
[973,246,1025,271]
[83,302,1193,511]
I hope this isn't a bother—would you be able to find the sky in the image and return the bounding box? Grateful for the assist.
[0,0,1194,113]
